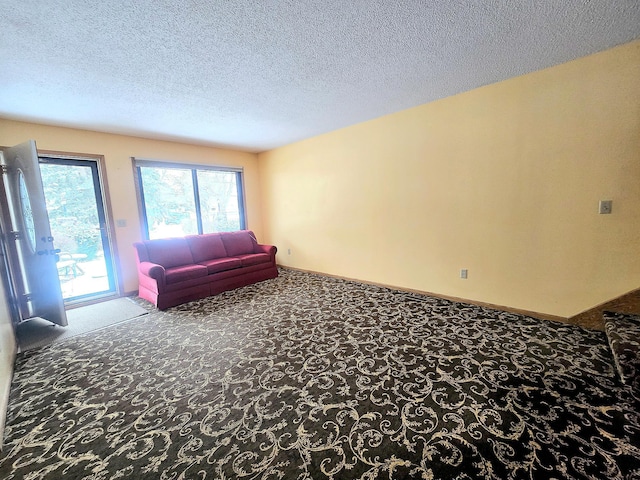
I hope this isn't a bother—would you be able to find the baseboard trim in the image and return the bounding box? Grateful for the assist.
[278,265,567,325]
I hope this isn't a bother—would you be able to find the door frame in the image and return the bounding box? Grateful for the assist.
[39,150,122,306]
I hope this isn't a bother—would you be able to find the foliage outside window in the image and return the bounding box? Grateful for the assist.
[40,161,102,259]
[135,161,246,240]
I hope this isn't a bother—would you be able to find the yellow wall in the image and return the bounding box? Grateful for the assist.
[0,121,262,294]
[0,270,16,443]
[258,40,640,318]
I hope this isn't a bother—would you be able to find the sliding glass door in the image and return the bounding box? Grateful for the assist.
[39,156,117,302]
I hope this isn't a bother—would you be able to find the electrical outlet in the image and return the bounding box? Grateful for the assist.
[287,248,291,255]
[460,269,468,279]
[598,200,612,214]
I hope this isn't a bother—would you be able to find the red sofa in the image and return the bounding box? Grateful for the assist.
[133,230,277,309]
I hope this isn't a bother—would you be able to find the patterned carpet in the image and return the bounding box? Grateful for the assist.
[1,269,639,479]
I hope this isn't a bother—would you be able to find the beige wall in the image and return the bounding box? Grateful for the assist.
[258,40,640,318]
[0,121,262,295]
[0,271,16,446]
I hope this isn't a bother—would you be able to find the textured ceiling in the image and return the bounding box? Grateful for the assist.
[1,1,640,153]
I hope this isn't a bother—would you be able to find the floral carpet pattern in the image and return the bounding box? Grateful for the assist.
[1,269,639,479]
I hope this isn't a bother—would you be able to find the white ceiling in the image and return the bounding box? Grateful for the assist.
[1,1,639,153]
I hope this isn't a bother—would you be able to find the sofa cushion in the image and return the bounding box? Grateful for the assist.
[187,234,228,262]
[145,237,194,268]
[236,253,271,267]
[199,257,242,274]
[221,231,256,257]
[164,264,208,284]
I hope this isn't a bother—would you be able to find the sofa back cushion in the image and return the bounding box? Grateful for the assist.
[144,237,194,268]
[133,242,149,263]
[187,233,228,262]
[220,230,257,257]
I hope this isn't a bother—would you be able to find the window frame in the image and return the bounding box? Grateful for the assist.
[132,158,247,240]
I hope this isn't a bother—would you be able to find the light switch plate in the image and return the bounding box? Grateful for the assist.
[599,200,612,214]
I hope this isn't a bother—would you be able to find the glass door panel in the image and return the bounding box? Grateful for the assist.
[39,158,116,301]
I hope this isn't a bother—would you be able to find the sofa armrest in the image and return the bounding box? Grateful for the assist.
[256,244,277,257]
[139,261,166,281]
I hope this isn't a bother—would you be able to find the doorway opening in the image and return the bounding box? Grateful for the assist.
[39,155,119,304]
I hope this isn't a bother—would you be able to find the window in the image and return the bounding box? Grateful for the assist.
[134,160,246,240]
